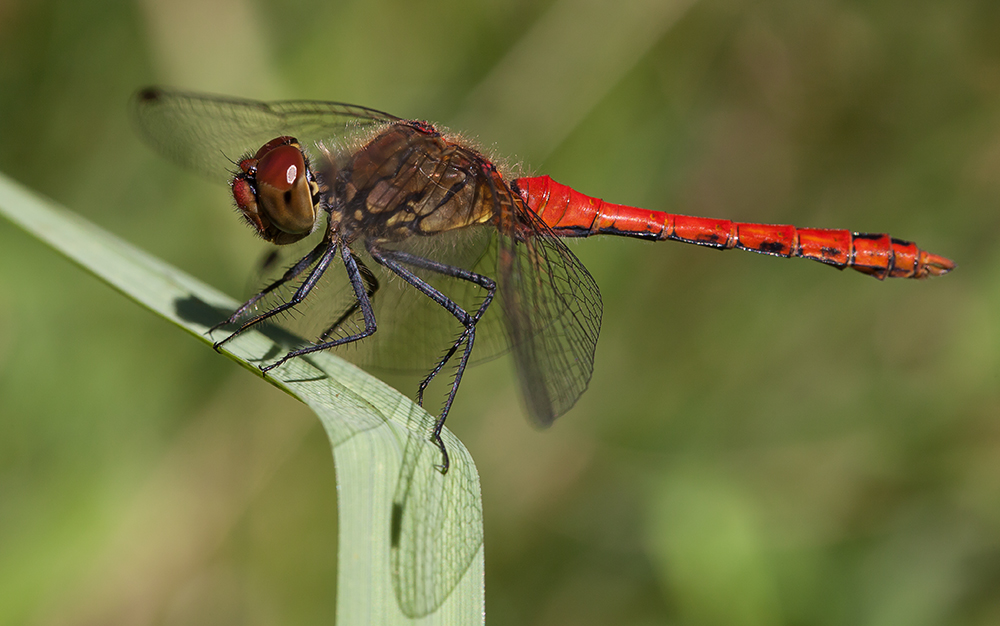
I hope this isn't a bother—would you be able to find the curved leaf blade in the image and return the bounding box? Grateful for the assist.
[0,171,484,624]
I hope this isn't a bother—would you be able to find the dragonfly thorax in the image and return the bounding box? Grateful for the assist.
[330,121,497,243]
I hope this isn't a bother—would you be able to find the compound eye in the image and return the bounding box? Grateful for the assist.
[255,144,317,235]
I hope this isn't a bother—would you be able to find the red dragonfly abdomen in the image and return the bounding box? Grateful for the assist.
[515,175,954,280]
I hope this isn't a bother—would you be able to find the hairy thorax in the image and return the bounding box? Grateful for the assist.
[332,121,501,244]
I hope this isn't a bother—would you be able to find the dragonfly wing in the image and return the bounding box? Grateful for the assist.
[131,87,398,179]
[390,421,483,617]
[495,182,603,427]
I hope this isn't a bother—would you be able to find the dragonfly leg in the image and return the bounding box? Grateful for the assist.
[316,253,380,342]
[368,244,497,474]
[259,242,378,371]
[211,240,330,349]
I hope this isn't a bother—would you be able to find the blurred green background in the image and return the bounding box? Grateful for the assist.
[0,0,996,624]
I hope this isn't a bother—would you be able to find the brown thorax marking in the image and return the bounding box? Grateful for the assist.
[332,121,500,243]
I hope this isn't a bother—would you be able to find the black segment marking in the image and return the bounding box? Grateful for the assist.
[600,226,659,240]
[667,233,727,248]
[756,241,788,255]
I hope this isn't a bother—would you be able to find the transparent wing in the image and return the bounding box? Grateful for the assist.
[131,87,398,179]
[494,183,603,427]
[391,418,483,617]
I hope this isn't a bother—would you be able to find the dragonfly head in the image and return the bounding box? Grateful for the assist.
[231,136,319,245]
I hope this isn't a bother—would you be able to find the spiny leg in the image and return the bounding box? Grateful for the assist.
[317,253,380,342]
[368,244,496,473]
[383,250,496,405]
[212,240,332,349]
[260,242,378,372]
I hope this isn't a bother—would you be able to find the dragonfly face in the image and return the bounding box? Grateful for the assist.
[231,135,322,245]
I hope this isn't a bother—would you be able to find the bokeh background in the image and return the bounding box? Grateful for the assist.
[0,0,997,624]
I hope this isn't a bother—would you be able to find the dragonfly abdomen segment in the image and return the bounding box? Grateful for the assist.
[516,175,954,280]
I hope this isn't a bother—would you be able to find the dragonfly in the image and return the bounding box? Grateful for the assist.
[133,88,954,473]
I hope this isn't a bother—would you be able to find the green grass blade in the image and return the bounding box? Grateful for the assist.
[0,171,485,624]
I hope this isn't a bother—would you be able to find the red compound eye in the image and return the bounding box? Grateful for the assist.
[230,138,317,243]
[257,144,304,192]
